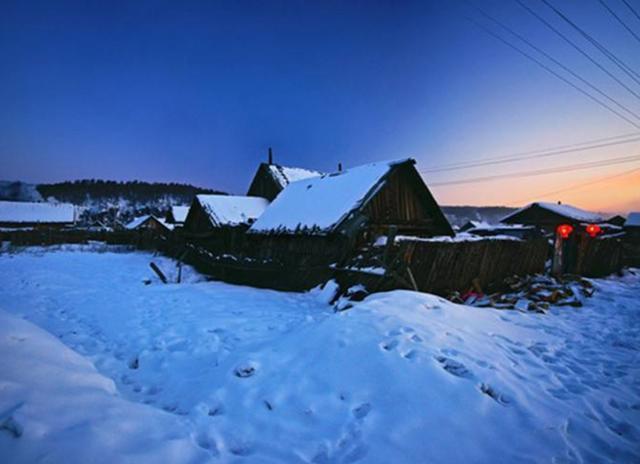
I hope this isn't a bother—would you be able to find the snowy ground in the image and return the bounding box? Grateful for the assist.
[0,246,638,463]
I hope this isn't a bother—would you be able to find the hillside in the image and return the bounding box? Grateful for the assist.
[0,179,225,224]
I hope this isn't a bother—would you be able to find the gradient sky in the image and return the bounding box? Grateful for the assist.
[1,0,639,213]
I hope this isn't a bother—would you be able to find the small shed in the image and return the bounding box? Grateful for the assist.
[501,202,604,233]
[0,200,76,229]
[166,206,190,225]
[184,194,269,234]
[126,215,172,233]
[247,162,323,201]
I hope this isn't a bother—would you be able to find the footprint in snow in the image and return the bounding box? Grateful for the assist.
[195,433,220,456]
[234,362,258,378]
[436,356,473,379]
[479,383,511,406]
[380,339,399,351]
[352,403,372,420]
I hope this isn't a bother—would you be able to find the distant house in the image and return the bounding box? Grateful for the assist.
[184,194,269,234]
[501,202,604,233]
[250,158,454,239]
[606,215,626,227]
[126,215,172,233]
[247,161,324,201]
[0,201,75,228]
[166,206,190,226]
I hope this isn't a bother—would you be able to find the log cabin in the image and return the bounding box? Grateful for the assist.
[183,194,269,252]
[244,159,454,270]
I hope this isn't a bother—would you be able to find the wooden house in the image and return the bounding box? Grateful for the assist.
[244,158,454,272]
[183,194,269,252]
[126,215,172,233]
[501,202,604,233]
[247,158,323,201]
[0,200,76,229]
[250,158,453,239]
[166,206,190,226]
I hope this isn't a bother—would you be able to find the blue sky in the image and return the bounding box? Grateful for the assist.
[1,0,639,210]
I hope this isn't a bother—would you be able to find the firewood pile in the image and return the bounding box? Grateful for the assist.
[449,274,595,313]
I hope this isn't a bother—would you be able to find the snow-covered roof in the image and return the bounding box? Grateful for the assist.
[502,202,604,224]
[266,164,323,189]
[170,206,190,223]
[625,212,640,227]
[197,194,269,227]
[126,215,151,230]
[250,159,411,234]
[0,200,75,224]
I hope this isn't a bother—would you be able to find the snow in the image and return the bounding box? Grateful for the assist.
[503,202,604,224]
[625,212,640,227]
[197,194,269,227]
[0,200,75,224]
[396,233,521,243]
[0,309,206,463]
[170,206,190,223]
[267,164,324,189]
[251,159,411,234]
[0,248,639,463]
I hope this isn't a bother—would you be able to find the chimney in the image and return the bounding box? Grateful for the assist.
[268,147,273,165]
[338,162,343,172]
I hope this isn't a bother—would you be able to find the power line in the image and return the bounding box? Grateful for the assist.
[540,0,640,85]
[421,131,640,171]
[465,1,640,122]
[429,153,640,186]
[622,0,640,22]
[464,15,640,128]
[516,0,640,102]
[509,165,640,204]
[421,135,640,173]
[598,0,640,45]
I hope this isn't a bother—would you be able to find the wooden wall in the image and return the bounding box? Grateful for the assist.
[363,164,453,237]
[395,237,549,294]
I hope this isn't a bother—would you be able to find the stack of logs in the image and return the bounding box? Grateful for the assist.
[449,274,595,314]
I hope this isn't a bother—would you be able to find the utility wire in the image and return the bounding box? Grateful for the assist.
[421,135,640,173]
[622,0,640,22]
[516,0,640,101]
[540,0,640,85]
[467,1,640,122]
[421,131,640,171]
[509,165,640,204]
[429,153,640,186]
[464,15,640,128]
[598,0,640,44]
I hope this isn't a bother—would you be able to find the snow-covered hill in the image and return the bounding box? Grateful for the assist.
[0,248,638,463]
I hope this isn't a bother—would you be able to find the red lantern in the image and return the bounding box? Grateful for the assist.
[585,224,602,238]
[557,224,573,239]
